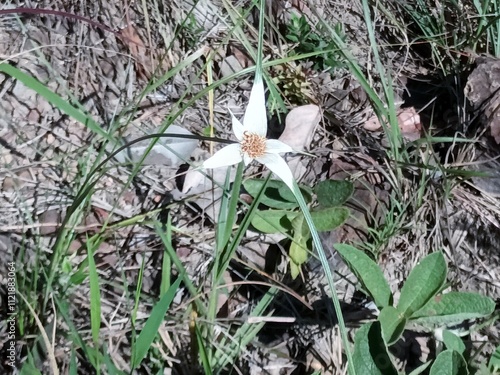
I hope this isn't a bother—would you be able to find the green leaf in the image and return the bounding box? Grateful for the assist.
[398,252,447,318]
[290,261,301,279]
[442,330,466,355]
[408,362,432,375]
[489,343,500,373]
[315,179,353,208]
[289,215,310,279]
[311,207,350,231]
[353,322,398,375]
[429,350,468,375]
[195,322,212,374]
[252,206,349,236]
[379,306,407,345]
[87,240,102,347]
[218,162,243,252]
[335,244,392,309]
[243,178,311,209]
[289,235,309,265]
[69,348,78,375]
[20,361,42,375]
[251,209,299,233]
[411,292,495,325]
[131,277,182,369]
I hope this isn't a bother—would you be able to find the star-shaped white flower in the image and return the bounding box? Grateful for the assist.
[202,77,295,190]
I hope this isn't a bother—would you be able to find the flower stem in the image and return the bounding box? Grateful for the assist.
[255,0,265,83]
[292,181,356,375]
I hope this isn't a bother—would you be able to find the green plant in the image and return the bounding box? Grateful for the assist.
[481,343,500,374]
[336,245,496,373]
[245,178,353,278]
[286,14,346,72]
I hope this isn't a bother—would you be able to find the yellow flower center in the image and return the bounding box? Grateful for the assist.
[240,131,267,159]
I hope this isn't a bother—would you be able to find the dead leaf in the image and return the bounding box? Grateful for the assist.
[178,161,235,221]
[465,57,500,144]
[363,115,381,131]
[220,55,244,78]
[181,168,205,194]
[363,107,421,140]
[229,45,251,68]
[119,24,152,80]
[280,104,321,151]
[398,107,422,141]
[114,125,198,166]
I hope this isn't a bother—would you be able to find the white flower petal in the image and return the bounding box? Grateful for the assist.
[265,139,294,154]
[243,79,267,137]
[202,144,242,169]
[243,153,253,166]
[256,153,295,191]
[229,109,245,141]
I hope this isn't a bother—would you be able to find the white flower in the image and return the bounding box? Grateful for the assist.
[202,77,295,190]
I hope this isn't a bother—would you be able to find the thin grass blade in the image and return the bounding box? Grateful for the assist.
[131,276,182,369]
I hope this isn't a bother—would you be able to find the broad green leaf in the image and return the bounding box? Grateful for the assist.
[131,277,182,369]
[442,330,466,354]
[315,179,353,208]
[251,209,299,233]
[411,292,495,325]
[398,252,447,318]
[311,207,349,231]
[408,362,432,375]
[353,322,398,375]
[290,261,301,280]
[379,306,407,345]
[243,178,311,209]
[429,350,468,375]
[489,344,500,373]
[289,237,309,265]
[335,244,392,308]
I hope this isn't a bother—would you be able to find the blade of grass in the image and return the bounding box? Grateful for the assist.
[195,322,213,374]
[54,297,100,369]
[131,253,146,326]
[0,63,113,142]
[18,292,59,375]
[218,162,244,265]
[69,347,78,375]
[155,218,206,315]
[292,182,354,374]
[131,276,183,369]
[213,287,278,369]
[86,237,102,371]
[160,245,171,297]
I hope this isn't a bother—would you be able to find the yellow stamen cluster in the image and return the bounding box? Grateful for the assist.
[240,131,267,159]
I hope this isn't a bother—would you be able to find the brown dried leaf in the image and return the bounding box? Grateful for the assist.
[120,24,152,80]
[280,104,321,151]
[398,107,422,141]
[229,45,252,68]
[465,57,500,144]
[363,107,421,140]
